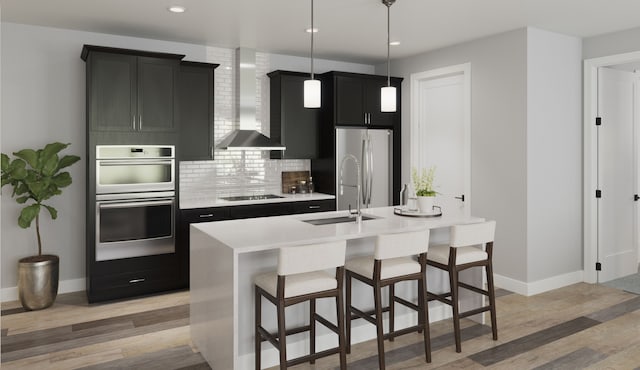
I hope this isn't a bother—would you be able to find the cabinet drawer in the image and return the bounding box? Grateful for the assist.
[228,203,293,219]
[293,199,335,214]
[88,265,179,302]
[182,208,230,223]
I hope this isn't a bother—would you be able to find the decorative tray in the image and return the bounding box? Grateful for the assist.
[393,206,442,218]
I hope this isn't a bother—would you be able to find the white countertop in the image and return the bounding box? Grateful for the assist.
[192,206,484,254]
[179,192,335,209]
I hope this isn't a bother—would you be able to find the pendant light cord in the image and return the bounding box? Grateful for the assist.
[386,1,391,87]
[310,0,315,80]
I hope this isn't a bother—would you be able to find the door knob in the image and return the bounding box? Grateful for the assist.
[455,194,465,202]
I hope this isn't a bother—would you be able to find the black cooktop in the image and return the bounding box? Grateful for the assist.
[220,194,284,201]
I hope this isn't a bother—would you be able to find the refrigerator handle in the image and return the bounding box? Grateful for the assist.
[367,136,374,206]
[361,137,369,206]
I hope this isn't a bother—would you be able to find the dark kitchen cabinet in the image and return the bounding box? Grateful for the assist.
[178,62,219,160]
[292,199,335,214]
[268,70,321,159]
[323,72,402,128]
[82,45,183,133]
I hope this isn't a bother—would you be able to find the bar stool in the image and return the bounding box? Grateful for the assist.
[254,240,347,370]
[345,229,431,370]
[426,220,497,353]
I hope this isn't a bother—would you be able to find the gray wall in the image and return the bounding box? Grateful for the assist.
[379,29,529,281]
[583,26,640,60]
[526,28,582,282]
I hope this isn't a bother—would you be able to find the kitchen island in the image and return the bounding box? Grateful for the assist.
[190,206,485,369]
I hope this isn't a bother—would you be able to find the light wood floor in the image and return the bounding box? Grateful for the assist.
[2,283,639,369]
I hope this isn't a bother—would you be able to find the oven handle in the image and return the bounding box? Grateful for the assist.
[98,159,174,166]
[98,199,174,209]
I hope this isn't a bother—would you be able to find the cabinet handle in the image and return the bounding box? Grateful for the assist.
[199,213,214,218]
[139,115,143,131]
[367,113,371,125]
[132,116,136,131]
[129,278,145,283]
[363,113,367,125]
[308,205,320,209]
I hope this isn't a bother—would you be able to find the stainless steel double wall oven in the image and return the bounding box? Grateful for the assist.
[95,145,175,261]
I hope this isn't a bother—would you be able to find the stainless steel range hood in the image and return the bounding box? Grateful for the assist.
[216,48,285,151]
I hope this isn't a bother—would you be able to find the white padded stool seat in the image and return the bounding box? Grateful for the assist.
[428,244,488,265]
[254,270,337,299]
[345,256,420,279]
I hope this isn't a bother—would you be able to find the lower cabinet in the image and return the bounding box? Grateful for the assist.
[178,199,336,285]
[87,254,181,303]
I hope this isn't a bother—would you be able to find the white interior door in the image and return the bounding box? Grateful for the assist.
[411,64,471,218]
[597,67,638,282]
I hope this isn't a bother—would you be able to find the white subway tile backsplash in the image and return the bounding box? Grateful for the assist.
[180,47,310,201]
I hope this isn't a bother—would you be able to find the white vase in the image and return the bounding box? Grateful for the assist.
[417,196,434,213]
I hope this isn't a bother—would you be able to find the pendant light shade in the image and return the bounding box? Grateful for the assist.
[381,86,396,112]
[381,0,396,113]
[304,0,321,108]
[304,79,321,108]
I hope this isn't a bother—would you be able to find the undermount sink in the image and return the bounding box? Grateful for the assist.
[302,214,379,225]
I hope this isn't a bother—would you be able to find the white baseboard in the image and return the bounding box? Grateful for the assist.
[1,278,86,303]
[494,270,584,297]
[239,305,452,370]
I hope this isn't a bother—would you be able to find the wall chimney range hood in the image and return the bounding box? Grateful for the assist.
[216,48,285,151]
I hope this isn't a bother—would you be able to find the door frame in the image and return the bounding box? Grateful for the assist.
[583,51,640,283]
[410,63,471,217]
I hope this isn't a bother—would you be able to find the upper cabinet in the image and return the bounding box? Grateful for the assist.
[268,70,321,159]
[323,72,402,128]
[82,45,183,133]
[178,62,219,160]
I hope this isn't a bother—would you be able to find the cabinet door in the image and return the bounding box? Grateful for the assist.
[178,65,215,160]
[88,52,137,131]
[270,73,321,159]
[137,57,178,132]
[366,78,397,128]
[335,76,365,126]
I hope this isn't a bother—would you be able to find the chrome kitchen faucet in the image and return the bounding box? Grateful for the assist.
[339,154,362,224]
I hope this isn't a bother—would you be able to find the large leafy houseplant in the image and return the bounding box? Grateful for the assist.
[1,142,80,310]
[2,142,80,256]
[1,142,80,256]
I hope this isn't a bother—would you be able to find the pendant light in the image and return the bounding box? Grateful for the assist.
[381,0,396,112]
[304,0,321,108]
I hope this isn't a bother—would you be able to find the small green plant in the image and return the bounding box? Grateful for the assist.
[412,166,436,197]
[1,142,80,256]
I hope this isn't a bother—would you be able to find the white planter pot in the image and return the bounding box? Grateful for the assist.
[417,196,435,213]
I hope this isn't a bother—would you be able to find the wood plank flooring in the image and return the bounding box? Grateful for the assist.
[1,283,639,369]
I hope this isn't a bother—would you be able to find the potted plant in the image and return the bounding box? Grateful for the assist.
[412,166,437,212]
[1,142,80,310]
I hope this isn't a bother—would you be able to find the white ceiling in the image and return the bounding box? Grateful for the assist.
[4,0,640,64]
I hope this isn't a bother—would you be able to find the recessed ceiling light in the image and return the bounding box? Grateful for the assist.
[389,41,400,46]
[168,6,186,13]
[305,28,319,33]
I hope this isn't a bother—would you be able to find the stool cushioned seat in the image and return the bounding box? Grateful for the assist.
[427,244,488,265]
[254,271,337,298]
[345,256,420,280]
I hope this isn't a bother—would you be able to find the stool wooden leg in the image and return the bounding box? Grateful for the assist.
[449,268,462,353]
[486,263,498,340]
[345,272,352,354]
[388,284,395,341]
[336,290,347,369]
[255,290,262,370]
[310,298,316,364]
[374,283,386,370]
[418,276,431,363]
[277,301,287,369]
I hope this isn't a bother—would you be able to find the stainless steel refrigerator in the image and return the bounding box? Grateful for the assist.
[336,128,393,211]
